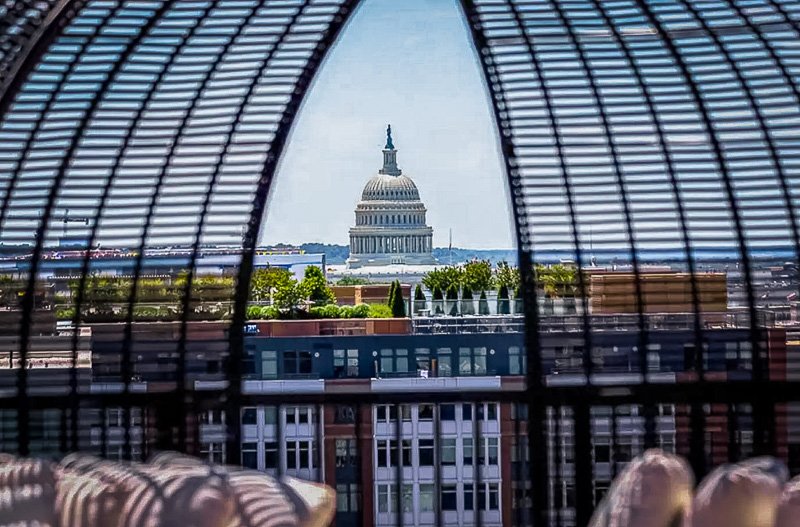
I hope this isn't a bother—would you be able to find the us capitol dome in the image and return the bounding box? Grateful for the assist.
[346,126,436,269]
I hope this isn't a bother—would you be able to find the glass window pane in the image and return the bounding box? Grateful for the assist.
[441,404,455,420]
[419,484,434,512]
[464,485,474,510]
[264,406,277,425]
[264,442,278,469]
[381,357,393,373]
[396,357,409,372]
[262,357,278,379]
[463,437,473,465]
[241,408,257,425]
[378,485,389,513]
[419,439,434,465]
[459,347,472,375]
[442,485,457,511]
[336,485,348,512]
[402,484,413,513]
[442,438,456,465]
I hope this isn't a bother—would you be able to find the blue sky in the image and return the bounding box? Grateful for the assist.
[259,0,515,250]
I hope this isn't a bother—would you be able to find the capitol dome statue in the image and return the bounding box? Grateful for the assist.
[346,126,436,269]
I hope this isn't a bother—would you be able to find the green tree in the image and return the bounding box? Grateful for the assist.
[497,285,510,315]
[478,291,490,315]
[462,259,494,292]
[336,276,371,286]
[387,281,397,307]
[535,264,577,298]
[461,287,475,315]
[421,265,463,292]
[261,306,280,319]
[196,275,234,302]
[494,261,520,291]
[250,267,293,303]
[446,284,459,316]
[513,285,523,314]
[432,286,444,315]
[246,305,262,319]
[352,304,370,318]
[273,276,305,310]
[367,304,393,318]
[413,284,426,314]
[300,265,335,306]
[0,275,25,308]
[390,280,406,317]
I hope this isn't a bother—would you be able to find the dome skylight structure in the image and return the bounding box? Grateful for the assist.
[346,126,436,269]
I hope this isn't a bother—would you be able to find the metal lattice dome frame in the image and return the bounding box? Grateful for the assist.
[0,0,799,524]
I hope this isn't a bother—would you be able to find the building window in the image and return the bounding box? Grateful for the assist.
[442,438,456,465]
[241,442,258,469]
[241,407,257,425]
[378,484,396,513]
[511,437,529,463]
[336,438,358,468]
[725,341,753,371]
[441,404,456,420]
[442,484,457,511]
[264,441,279,469]
[334,349,359,378]
[459,347,473,375]
[464,484,475,511]
[437,348,452,377]
[198,409,224,425]
[477,403,498,421]
[379,349,393,373]
[419,439,434,465]
[660,434,676,453]
[646,343,661,372]
[456,347,489,376]
[377,439,394,467]
[594,485,609,506]
[463,403,473,421]
[262,350,278,379]
[283,350,313,377]
[479,483,500,511]
[474,347,487,374]
[509,346,525,375]
[594,442,611,463]
[379,349,409,374]
[480,437,499,466]
[513,481,532,510]
[264,406,277,425]
[285,406,313,425]
[415,348,431,373]
[418,404,434,421]
[376,405,396,423]
[401,439,412,466]
[419,483,435,512]
[244,346,256,376]
[402,484,414,513]
[335,405,356,424]
[463,437,474,466]
[336,484,361,512]
[511,403,528,421]
[200,442,225,464]
[286,440,314,470]
[616,442,634,463]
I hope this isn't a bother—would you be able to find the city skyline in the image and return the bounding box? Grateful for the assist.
[259,0,516,251]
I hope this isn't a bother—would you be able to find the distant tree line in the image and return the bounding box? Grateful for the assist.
[417,260,577,315]
[35,265,408,322]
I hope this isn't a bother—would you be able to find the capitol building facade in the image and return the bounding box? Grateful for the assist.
[346,126,437,269]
